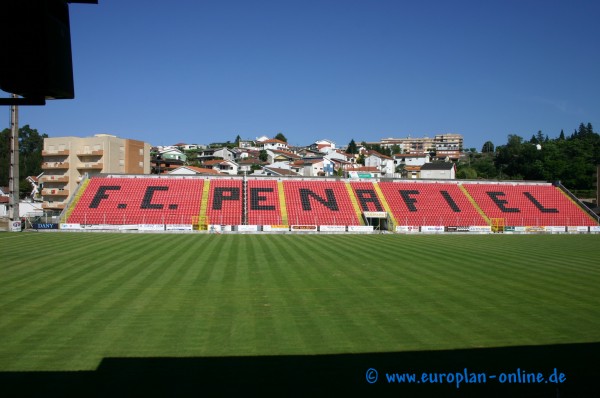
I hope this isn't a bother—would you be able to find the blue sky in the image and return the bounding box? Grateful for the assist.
[6,0,600,150]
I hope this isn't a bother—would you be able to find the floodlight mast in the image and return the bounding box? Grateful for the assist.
[9,94,19,221]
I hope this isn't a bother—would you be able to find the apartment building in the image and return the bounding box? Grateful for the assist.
[379,134,463,160]
[41,134,151,211]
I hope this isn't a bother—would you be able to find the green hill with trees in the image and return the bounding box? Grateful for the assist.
[459,123,599,192]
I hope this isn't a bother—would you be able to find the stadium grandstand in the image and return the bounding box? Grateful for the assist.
[54,174,599,233]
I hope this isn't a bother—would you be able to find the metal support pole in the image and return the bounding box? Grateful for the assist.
[9,94,20,221]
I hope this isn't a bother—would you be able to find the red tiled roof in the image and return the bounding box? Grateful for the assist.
[261,139,287,145]
[181,166,222,174]
[202,159,227,166]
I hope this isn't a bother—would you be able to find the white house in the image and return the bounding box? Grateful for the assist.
[364,151,395,176]
[213,147,237,161]
[311,139,336,153]
[253,167,300,177]
[420,162,456,179]
[325,149,355,163]
[167,166,222,175]
[393,153,431,167]
[260,139,288,151]
[296,158,335,177]
[203,159,239,175]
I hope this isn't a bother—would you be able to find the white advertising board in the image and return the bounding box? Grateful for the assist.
[166,224,193,231]
[60,223,82,230]
[139,224,165,231]
[237,225,259,232]
[263,225,289,232]
[348,226,374,232]
[421,226,445,233]
[396,226,420,233]
[468,226,492,233]
[319,225,347,232]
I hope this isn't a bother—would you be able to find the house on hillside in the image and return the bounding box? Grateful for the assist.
[238,158,268,173]
[364,151,395,176]
[266,149,301,164]
[420,162,456,179]
[260,139,289,151]
[167,166,222,175]
[202,159,239,175]
[158,147,187,162]
[213,147,237,161]
[347,167,382,178]
[310,139,336,153]
[253,167,300,177]
[393,152,430,167]
[294,158,334,177]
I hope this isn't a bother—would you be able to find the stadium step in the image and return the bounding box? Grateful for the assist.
[458,184,491,225]
[556,185,598,223]
[372,182,397,229]
[63,178,90,223]
[345,182,365,226]
[198,179,211,227]
[277,180,289,226]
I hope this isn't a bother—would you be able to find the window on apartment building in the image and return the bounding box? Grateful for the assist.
[139,149,143,156]
[138,162,143,168]
[119,159,124,166]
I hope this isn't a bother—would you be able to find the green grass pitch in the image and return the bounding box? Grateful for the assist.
[1,233,599,371]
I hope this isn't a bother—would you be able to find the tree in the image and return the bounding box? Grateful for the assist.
[490,123,598,189]
[395,164,408,178]
[234,135,241,146]
[356,153,365,165]
[0,125,47,192]
[274,132,287,143]
[346,139,357,154]
[259,150,268,162]
[481,141,494,153]
[456,166,477,179]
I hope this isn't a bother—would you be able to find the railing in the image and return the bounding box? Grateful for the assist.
[42,189,69,196]
[76,150,104,156]
[39,175,69,183]
[76,162,103,170]
[556,182,600,224]
[42,150,69,156]
[42,201,66,210]
[42,162,69,169]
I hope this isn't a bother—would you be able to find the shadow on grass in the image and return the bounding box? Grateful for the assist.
[2,342,598,397]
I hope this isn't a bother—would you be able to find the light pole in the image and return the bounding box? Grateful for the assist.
[9,93,19,222]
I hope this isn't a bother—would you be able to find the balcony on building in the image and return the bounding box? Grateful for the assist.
[76,149,104,156]
[42,162,70,169]
[77,162,104,170]
[39,175,69,183]
[42,201,66,210]
[42,149,70,156]
[42,189,70,197]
